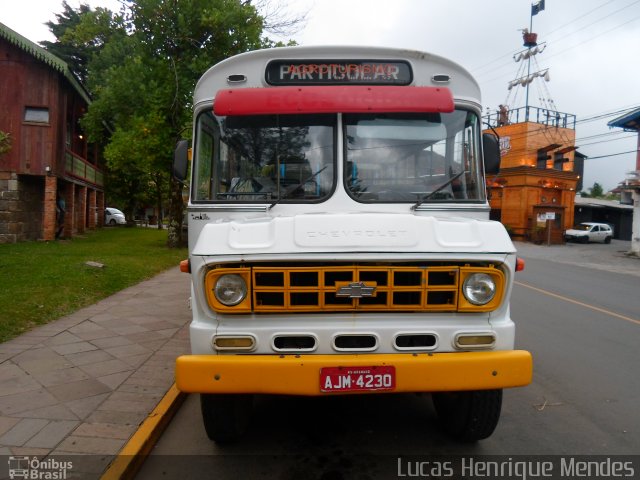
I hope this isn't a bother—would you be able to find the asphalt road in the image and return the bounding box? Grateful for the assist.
[136,244,640,479]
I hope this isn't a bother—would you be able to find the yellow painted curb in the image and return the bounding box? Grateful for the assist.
[101,384,186,480]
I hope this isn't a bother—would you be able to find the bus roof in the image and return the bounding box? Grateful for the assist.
[193,45,481,110]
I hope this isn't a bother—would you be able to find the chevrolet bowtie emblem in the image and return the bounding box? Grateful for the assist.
[336,281,376,298]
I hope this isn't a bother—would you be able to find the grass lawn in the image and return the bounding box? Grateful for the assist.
[0,227,187,342]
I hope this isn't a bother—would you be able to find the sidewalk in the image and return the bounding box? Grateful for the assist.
[0,267,191,479]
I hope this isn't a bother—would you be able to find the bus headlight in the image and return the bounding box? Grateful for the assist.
[462,273,496,305]
[214,274,247,306]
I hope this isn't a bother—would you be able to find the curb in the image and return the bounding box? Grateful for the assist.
[100,384,186,480]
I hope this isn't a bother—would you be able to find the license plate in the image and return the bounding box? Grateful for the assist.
[320,365,396,393]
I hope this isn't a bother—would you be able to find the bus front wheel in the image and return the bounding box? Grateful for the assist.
[200,393,253,443]
[432,389,502,442]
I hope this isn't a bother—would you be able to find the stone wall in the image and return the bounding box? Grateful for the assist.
[0,172,16,243]
[0,172,44,243]
[1,171,106,243]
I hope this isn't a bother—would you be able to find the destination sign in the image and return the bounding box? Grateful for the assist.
[266,60,412,85]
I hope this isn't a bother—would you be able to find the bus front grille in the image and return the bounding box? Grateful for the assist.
[252,265,459,312]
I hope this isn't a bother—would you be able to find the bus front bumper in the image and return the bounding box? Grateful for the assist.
[175,351,532,395]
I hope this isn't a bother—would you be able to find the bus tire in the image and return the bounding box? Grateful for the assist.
[432,389,502,442]
[200,393,253,443]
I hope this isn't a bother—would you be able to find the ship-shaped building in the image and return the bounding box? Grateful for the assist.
[484,1,581,244]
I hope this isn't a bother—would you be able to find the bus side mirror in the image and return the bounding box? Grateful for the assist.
[482,133,501,175]
[173,139,190,181]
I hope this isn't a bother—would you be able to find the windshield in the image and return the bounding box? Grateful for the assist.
[192,108,484,204]
[192,111,335,202]
[573,224,593,231]
[344,110,484,203]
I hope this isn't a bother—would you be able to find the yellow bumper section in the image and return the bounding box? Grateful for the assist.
[176,351,532,396]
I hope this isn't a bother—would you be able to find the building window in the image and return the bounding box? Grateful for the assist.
[24,107,50,124]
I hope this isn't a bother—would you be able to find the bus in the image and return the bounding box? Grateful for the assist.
[173,45,532,443]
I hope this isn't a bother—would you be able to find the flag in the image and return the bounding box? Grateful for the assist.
[532,0,545,16]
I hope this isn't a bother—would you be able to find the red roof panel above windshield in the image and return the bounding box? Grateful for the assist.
[213,86,454,116]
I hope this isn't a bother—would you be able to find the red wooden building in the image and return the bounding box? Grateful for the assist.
[0,22,104,243]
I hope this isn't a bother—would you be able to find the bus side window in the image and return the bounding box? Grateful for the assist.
[195,131,214,200]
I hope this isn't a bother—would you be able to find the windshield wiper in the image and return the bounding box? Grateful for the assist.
[411,170,465,210]
[268,165,328,210]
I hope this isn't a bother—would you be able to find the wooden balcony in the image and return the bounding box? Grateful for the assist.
[64,149,103,187]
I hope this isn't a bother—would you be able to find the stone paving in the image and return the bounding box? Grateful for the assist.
[0,267,191,478]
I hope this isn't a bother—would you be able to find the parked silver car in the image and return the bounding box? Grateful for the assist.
[564,222,613,244]
[105,207,126,225]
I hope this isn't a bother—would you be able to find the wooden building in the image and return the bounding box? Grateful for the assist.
[0,22,104,243]
[483,10,582,244]
[485,106,580,243]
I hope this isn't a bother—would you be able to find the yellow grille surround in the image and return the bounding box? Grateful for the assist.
[205,264,505,314]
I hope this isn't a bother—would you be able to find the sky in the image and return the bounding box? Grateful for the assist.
[2,0,639,192]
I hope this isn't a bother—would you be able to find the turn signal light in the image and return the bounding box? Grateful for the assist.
[213,336,255,350]
[516,257,526,272]
[455,334,496,349]
[180,259,190,273]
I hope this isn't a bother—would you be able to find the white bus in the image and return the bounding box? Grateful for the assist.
[174,45,532,443]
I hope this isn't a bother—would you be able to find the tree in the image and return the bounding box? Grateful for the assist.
[39,1,124,85]
[40,1,90,81]
[127,0,269,244]
[589,182,604,198]
[44,0,305,246]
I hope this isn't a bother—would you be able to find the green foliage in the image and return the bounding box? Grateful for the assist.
[590,182,604,198]
[0,228,187,342]
[43,0,305,246]
[40,1,128,85]
[0,130,11,157]
[40,1,94,82]
[581,182,608,199]
[103,113,173,220]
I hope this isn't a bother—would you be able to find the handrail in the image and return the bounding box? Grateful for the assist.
[484,106,576,130]
[64,149,104,187]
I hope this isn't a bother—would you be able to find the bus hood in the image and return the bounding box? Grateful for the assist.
[192,213,515,256]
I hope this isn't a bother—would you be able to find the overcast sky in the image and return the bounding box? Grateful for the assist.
[3,0,639,191]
